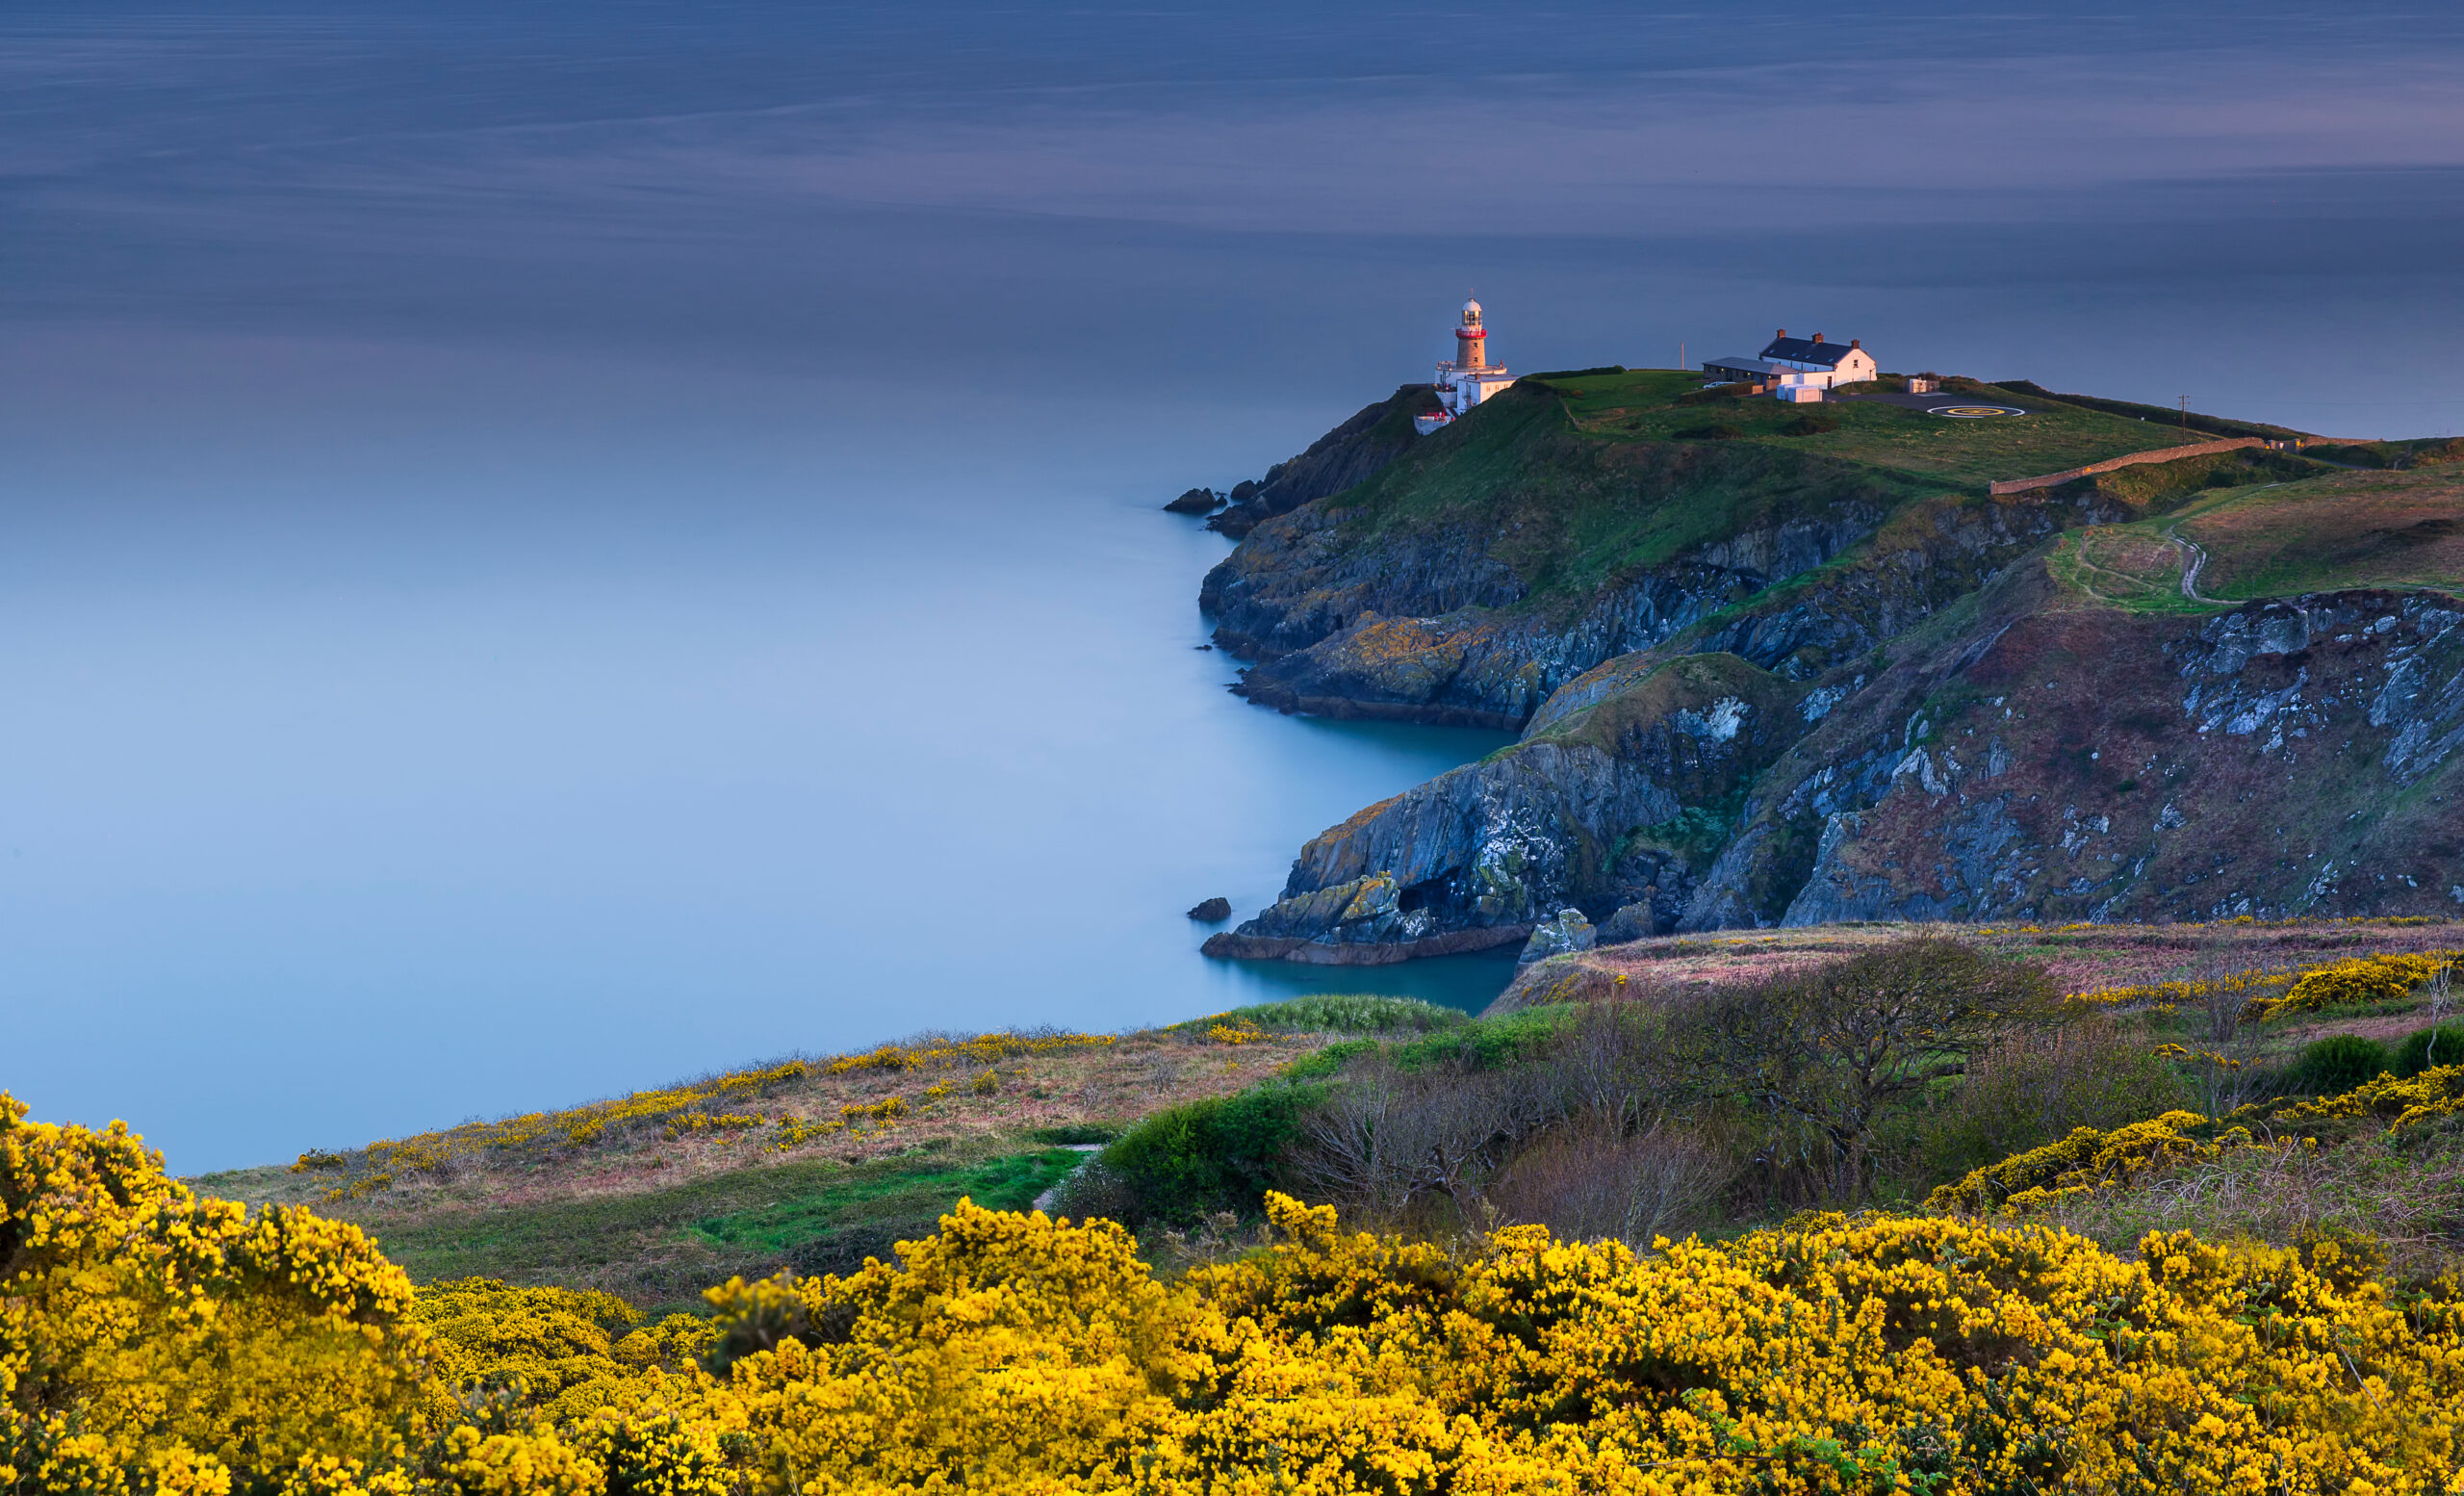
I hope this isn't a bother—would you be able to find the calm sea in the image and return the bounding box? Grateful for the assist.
[4,1,2458,1170]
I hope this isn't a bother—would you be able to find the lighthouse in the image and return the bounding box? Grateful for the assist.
[1422,298,1517,432]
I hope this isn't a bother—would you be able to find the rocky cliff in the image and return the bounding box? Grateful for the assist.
[1203,385,1435,539]
[1197,369,2464,962]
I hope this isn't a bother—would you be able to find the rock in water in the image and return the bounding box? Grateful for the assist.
[1187,896,1233,921]
[1518,908,1596,966]
[1164,487,1223,514]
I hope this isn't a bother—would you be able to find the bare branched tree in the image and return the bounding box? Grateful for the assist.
[1484,1116,1729,1248]
[1556,997,1664,1133]
[1675,938,2058,1202]
[1290,1060,1558,1226]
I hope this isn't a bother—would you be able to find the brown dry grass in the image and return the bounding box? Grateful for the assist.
[2181,464,2464,598]
[214,1027,1329,1224]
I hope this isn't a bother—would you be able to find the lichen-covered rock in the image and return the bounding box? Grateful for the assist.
[1690,575,2464,928]
[1518,908,1596,965]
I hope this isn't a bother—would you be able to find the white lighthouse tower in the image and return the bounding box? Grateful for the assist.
[1418,298,1518,433]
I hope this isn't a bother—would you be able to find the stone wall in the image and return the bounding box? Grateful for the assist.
[1989,437,2263,496]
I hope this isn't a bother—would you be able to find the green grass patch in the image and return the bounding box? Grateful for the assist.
[1184,993,1472,1036]
[689,1149,1081,1254]
[1385,1006,1576,1073]
[1315,373,2199,611]
[360,1144,1083,1314]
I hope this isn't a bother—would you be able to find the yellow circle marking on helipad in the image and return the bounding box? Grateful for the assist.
[1931,404,2024,418]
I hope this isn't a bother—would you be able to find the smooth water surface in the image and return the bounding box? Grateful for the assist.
[4,1,2459,1170]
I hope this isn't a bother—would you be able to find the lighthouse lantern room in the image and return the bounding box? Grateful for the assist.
[1415,298,1518,434]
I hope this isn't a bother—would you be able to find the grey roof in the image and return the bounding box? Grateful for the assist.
[1703,355,1773,373]
[1758,336,1862,367]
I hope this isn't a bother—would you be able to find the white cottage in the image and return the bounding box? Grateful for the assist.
[1702,331,1878,403]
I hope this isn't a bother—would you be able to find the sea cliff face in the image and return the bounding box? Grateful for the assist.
[1202,386,1433,539]
[1732,583,2464,928]
[1198,372,2464,962]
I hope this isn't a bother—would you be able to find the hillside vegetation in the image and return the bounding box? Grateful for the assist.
[203,998,1464,1310]
[28,922,2464,1493]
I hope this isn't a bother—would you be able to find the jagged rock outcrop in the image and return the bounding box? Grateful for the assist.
[1200,655,1803,964]
[1204,387,1434,539]
[1164,487,1222,515]
[1519,908,1597,965]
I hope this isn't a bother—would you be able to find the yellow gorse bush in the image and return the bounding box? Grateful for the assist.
[1926,1110,2260,1213]
[2246,949,2458,1020]
[22,1085,2464,1493]
[2067,946,2459,1022]
[823,1031,1113,1075]
[2071,967,2281,1011]
[675,1194,2464,1493]
[2275,1061,2464,1132]
[0,1095,428,1493]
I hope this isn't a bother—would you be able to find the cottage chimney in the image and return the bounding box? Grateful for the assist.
[1811,333,1824,345]
[1776,329,1786,340]
[1850,339,1861,348]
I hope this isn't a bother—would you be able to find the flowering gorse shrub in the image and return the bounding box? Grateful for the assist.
[2072,967,2281,1012]
[694,1193,2464,1493]
[0,1094,430,1493]
[26,1088,2464,1493]
[2068,947,2457,1023]
[823,1032,1112,1076]
[2275,1061,2464,1132]
[1926,1110,2261,1213]
[2246,950,2458,1021]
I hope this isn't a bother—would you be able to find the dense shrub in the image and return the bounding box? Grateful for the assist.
[1025,1122,1119,1145]
[1674,420,1745,439]
[1911,1017,2194,1188]
[2295,1034,2393,1092]
[1189,993,1466,1036]
[1781,411,1838,435]
[1383,1006,1570,1073]
[1483,1117,1727,1245]
[1086,1081,1321,1224]
[722,1194,2464,1493]
[1676,938,2060,1202]
[2396,1022,2464,1076]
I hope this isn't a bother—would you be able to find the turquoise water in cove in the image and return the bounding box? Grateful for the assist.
[4,1,2459,1170]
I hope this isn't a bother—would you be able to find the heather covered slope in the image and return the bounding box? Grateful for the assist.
[1201,374,2464,961]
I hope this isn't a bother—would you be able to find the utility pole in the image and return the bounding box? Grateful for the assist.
[2180,396,2189,435]
[1680,341,1685,374]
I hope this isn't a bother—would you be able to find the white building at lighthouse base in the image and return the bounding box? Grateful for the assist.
[1414,297,1518,434]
